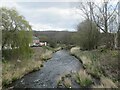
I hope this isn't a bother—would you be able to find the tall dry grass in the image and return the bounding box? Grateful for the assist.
[70,47,118,88]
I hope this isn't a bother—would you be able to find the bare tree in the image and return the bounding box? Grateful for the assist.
[78,0,119,49]
[118,1,120,49]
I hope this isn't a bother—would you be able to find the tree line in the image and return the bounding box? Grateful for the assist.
[1,1,119,60]
[34,1,120,50]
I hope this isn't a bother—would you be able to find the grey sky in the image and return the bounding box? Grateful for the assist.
[1,0,118,31]
[1,1,84,31]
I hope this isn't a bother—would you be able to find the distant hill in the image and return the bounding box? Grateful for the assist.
[33,30,75,39]
[33,30,75,37]
[32,30,76,45]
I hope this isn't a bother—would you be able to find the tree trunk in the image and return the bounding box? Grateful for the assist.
[116,2,120,49]
[118,28,120,49]
[114,33,118,49]
[104,2,111,49]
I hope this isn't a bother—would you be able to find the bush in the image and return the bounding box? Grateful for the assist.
[2,47,33,60]
[75,70,93,87]
[75,19,100,50]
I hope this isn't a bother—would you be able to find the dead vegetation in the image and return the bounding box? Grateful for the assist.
[2,47,53,87]
[74,70,93,87]
[70,47,119,88]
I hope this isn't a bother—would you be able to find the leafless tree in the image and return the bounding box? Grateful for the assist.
[117,1,120,49]
[78,0,119,49]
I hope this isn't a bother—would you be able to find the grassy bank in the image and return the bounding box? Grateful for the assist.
[2,46,54,88]
[70,47,119,88]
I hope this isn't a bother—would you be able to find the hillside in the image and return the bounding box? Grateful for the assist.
[33,31,76,46]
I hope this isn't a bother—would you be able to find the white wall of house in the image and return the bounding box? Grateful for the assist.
[39,42,47,46]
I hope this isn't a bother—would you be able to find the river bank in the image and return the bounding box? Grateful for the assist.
[5,50,81,89]
[2,46,59,89]
[2,47,119,89]
[70,47,119,88]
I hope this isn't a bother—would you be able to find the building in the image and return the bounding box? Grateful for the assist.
[30,36,40,47]
[39,42,47,46]
[30,36,47,47]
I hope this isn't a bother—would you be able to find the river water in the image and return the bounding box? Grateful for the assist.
[10,50,82,88]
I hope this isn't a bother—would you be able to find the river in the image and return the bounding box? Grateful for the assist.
[10,50,82,88]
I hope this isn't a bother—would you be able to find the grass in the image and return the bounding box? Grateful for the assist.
[70,47,119,88]
[63,78,72,88]
[42,46,54,51]
[54,47,62,52]
[74,70,93,87]
[100,77,117,88]
[40,50,53,60]
[57,74,72,88]
[91,77,118,88]
[2,58,43,86]
[71,47,101,78]
[57,70,93,88]
[2,47,53,87]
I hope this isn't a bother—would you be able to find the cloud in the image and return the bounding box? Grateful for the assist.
[30,23,75,31]
[1,1,84,31]
[2,0,118,31]
[21,7,84,31]
[17,7,83,30]
[1,0,21,9]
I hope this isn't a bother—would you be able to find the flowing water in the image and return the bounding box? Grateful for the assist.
[10,50,82,88]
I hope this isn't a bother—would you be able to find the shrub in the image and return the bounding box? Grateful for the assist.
[75,19,100,50]
[75,70,93,87]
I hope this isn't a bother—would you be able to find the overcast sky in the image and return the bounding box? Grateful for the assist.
[0,0,118,31]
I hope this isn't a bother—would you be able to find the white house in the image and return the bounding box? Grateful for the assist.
[30,36,47,47]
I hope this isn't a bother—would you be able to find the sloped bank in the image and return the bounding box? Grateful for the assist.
[70,47,118,88]
[2,46,55,89]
